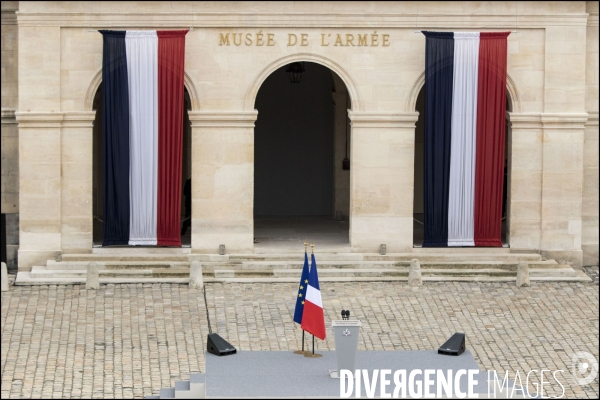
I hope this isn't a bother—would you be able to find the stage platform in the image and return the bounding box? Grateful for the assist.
[203,350,510,398]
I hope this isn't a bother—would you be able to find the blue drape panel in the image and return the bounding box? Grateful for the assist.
[422,31,454,247]
[100,30,131,246]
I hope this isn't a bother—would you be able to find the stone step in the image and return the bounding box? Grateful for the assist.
[32,265,570,280]
[32,266,190,279]
[277,268,514,277]
[362,253,542,262]
[31,260,572,279]
[92,247,191,254]
[15,271,190,285]
[202,274,592,283]
[43,258,556,273]
[220,267,566,278]
[224,259,557,271]
[528,272,591,281]
[45,260,190,270]
[17,266,591,285]
[225,253,364,261]
[412,247,512,254]
[225,250,539,262]
[62,253,189,262]
[60,250,542,264]
[529,267,580,277]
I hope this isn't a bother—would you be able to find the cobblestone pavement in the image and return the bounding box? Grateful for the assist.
[2,280,598,399]
[584,266,599,283]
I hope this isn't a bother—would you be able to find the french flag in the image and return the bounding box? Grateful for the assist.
[301,253,326,340]
[100,30,188,247]
[422,31,510,247]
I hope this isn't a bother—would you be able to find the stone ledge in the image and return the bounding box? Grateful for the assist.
[188,110,258,128]
[14,12,590,28]
[348,111,419,128]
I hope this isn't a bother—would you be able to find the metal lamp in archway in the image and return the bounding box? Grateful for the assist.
[286,62,305,83]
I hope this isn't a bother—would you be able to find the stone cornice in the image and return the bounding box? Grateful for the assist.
[15,111,64,128]
[349,112,419,128]
[62,112,96,128]
[1,7,17,25]
[15,111,98,129]
[585,111,599,126]
[588,10,599,27]
[1,108,17,124]
[15,12,589,28]
[541,113,589,130]
[506,113,543,129]
[188,111,258,128]
[507,113,592,130]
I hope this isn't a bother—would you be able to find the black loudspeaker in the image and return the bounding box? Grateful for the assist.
[207,333,237,356]
[438,333,466,356]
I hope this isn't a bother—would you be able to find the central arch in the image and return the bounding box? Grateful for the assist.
[251,59,355,250]
[245,53,362,112]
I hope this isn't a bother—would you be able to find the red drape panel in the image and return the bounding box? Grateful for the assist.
[474,32,510,247]
[157,30,188,246]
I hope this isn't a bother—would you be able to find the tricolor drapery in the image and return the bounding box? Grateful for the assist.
[422,31,509,247]
[100,30,188,247]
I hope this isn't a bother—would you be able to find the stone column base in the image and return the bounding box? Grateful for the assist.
[545,250,583,269]
[17,249,60,272]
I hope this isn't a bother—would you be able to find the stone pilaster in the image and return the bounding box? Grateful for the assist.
[332,91,350,219]
[506,113,543,252]
[540,113,588,268]
[188,111,257,253]
[582,111,599,266]
[61,112,96,254]
[348,111,419,253]
[15,112,63,271]
[1,108,18,213]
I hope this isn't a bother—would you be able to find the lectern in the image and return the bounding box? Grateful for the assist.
[329,319,362,378]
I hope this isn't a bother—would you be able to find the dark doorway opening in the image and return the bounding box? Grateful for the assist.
[253,62,351,250]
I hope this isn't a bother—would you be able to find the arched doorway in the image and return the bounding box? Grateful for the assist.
[91,85,193,246]
[253,62,351,250]
[412,87,511,246]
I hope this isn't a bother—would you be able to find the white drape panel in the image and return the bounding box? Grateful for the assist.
[126,31,159,245]
[447,32,479,246]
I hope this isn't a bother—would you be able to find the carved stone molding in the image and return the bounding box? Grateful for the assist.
[188,110,258,128]
[506,113,543,129]
[84,68,200,112]
[15,112,64,128]
[15,12,589,28]
[1,108,17,125]
[541,113,589,130]
[585,111,599,126]
[62,112,96,128]
[348,111,419,129]
[246,52,361,112]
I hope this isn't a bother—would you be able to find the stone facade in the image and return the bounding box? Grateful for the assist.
[1,1,598,271]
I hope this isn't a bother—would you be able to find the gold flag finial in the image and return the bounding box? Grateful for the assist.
[304,241,308,252]
[311,243,314,254]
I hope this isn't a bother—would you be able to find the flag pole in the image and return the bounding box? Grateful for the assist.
[294,241,310,355]
[304,243,323,358]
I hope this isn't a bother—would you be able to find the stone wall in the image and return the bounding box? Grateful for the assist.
[1,1,19,270]
[583,1,599,266]
[10,1,599,269]
[1,1,19,213]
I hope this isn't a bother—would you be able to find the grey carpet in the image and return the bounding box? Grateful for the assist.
[205,350,503,398]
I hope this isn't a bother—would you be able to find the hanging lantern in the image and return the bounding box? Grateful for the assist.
[285,62,305,83]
